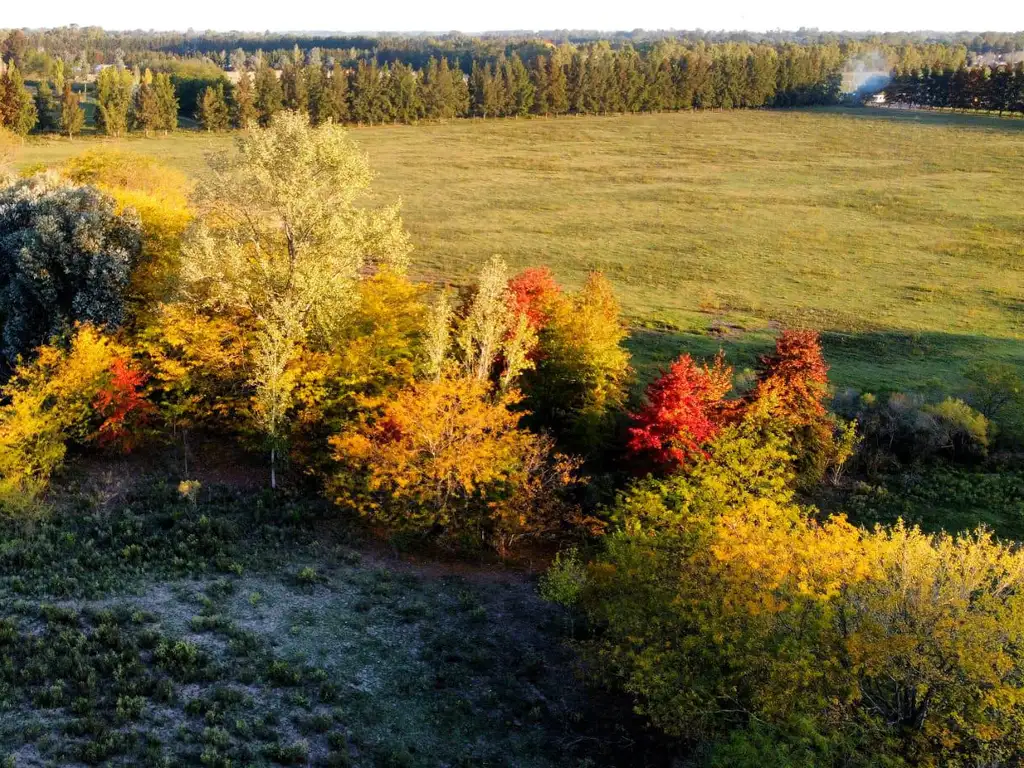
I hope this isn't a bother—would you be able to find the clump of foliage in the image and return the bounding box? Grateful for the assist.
[627,352,733,474]
[519,271,632,457]
[0,173,141,371]
[836,391,990,473]
[0,324,136,513]
[567,460,1024,765]
[752,330,856,487]
[61,150,193,320]
[330,373,583,553]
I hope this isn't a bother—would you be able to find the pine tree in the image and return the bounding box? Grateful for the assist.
[567,53,586,114]
[153,73,179,132]
[34,80,58,132]
[547,54,569,115]
[197,83,230,131]
[306,65,326,125]
[0,62,38,135]
[449,59,470,117]
[531,56,550,114]
[59,83,85,139]
[231,71,257,128]
[254,61,283,127]
[386,62,422,123]
[130,79,162,135]
[422,56,457,119]
[350,60,388,124]
[281,61,308,113]
[325,63,351,123]
[505,54,534,117]
[470,61,487,117]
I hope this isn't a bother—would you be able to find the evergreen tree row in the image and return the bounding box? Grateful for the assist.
[884,63,1024,115]
[197,42,847,131]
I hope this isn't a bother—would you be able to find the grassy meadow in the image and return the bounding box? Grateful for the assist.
[13,107,1024,393]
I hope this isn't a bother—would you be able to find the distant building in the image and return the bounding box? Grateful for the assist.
[871,93,886,105]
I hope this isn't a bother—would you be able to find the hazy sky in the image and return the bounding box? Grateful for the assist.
[6,0,1023,33]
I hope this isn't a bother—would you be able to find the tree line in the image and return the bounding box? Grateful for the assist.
[883,63,1024,114]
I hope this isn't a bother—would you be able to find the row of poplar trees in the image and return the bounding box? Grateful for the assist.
[884,63,1024,115]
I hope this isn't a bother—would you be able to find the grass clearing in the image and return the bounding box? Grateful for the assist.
[13,108,1024,391]
[0,473,652,767]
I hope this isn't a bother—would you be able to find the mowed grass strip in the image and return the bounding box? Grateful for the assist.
[15,108,1024,392]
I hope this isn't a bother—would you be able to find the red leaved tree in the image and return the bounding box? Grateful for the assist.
[627,353,733,474]
[94,358,154,452]
[507,267,563,330]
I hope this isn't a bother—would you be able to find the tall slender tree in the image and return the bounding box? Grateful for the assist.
[254,61,283,127]
[231,71,257,128]
[59,82,85,139]
[95,66,134,136]
[153,73,179,132]
[34,80,58,132]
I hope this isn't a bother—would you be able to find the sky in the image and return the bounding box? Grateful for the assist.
[5,0,1023,34]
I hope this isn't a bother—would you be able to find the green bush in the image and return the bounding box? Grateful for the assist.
[923,397,989,460]
[0,174,141,371]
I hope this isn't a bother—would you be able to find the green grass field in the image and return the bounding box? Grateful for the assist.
[13,108,1024,393]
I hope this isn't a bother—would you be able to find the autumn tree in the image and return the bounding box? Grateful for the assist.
[753,329,854,486]
[507,266,562,330]
[329,374,580,552]
[627,353,734,474]
[445,257,537,390]
[521,272,632,456]
[178,112,412,486]
[564,474,1024,765]
[0,324,135,513]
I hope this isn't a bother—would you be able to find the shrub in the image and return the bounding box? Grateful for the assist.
[538,548,587,607]
[923,397,989,460]
[0,324,131,513]
[838,392,989,471]
[329,374,583,552]
[576,488,1024,765]
[0,173,141,371]
[61,150,193,318]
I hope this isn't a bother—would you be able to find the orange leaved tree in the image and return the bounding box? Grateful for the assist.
[329,374,582,552]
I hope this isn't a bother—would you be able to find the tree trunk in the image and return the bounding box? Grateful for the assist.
[270,447,277,490]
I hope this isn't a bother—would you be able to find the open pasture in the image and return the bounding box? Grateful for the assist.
[16,107,1024,392]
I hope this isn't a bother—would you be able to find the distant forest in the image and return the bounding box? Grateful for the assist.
[1,27,1022,136]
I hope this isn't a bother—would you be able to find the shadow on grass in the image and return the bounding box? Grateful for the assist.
[627,326,1024,395]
